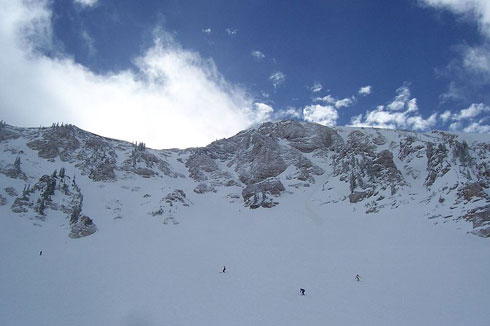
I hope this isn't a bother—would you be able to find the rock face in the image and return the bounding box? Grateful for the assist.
[8,169,96,238]
[70,215,97,238]
[185,121,339,206]
[242,177,285,208]
[183,121,490,236]
[1,120,489,237]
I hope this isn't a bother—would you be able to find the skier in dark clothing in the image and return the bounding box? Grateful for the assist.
[355,274,360,282]
[222,266,226,273]
[300,288,305,295]
[39,250,42,256]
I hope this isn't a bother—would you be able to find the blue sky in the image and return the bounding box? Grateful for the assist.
[1,0,489,148]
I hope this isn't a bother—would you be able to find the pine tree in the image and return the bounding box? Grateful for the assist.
[13,156,21,172]
[349,172,356,193]
[70,204,81,224]
[22,184,29,199]
[42,177,56,200]
[37,198,45,216]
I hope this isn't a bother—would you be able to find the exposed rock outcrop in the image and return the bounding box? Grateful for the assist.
[242,177,285,209]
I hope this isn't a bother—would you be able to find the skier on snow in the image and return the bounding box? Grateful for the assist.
[300,288,306,295]
[222,266,226,273]
[355,274,360,282]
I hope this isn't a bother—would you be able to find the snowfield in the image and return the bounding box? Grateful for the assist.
[1,180,489,326]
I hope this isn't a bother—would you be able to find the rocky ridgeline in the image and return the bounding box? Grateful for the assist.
[3,123,181,181]
[185,121,490,236]
[1,121,489,237]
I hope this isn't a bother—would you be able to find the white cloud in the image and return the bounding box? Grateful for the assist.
[440,110,452,122]
[350,114,363,126]
[225,28,238,36]
[74,0,98,8]
[454,103,490,120]
[0,0,269,149]
[462,43,490,74]
[440,42,490,103]
[407,113,438,130]
[350,84,437,131]
[284,107,302,119]
[251,50,265,60]
[269,71,286,89]
[311,82,323,93]
[303,104,338,126]
[335,97,354,109]
[358,85,372,95]
[440,103,490,133]
[351,108,406,129]
[275,107,302,120]
[407,98,418,113]
[449,121,462,130]
[253,102,274,121]
[387,85,411,111]
[463,121,490,133]
[314,94,336,104]
[202,28,211,34]
[420,1,490,101]
[419,0,490,36]
[314,94,354,108]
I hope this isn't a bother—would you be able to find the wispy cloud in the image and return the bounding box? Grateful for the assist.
[314,94,355,109]
[269,72,286,89]
[334,98,354,109]
[251,50,265,60]
[419,0,490,37]
[358,85,372,96]
[278,107,302,119]
[74,0,98,8]
[419,1,490,103]
[0,0,271,149]
[80,30,96,56]
[310,82,323,93]
[225,28,238,36]
[202,28,211,34]
[439,43,490,101]
[314,94,336,104]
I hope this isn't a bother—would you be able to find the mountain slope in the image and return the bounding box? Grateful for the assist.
[0,121,489,326]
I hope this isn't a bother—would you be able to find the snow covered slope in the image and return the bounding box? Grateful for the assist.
[0,120,489,326]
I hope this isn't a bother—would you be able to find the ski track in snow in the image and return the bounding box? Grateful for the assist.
[303,175,327,226]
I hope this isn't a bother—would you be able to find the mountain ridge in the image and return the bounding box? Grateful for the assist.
[1,120,489,238]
